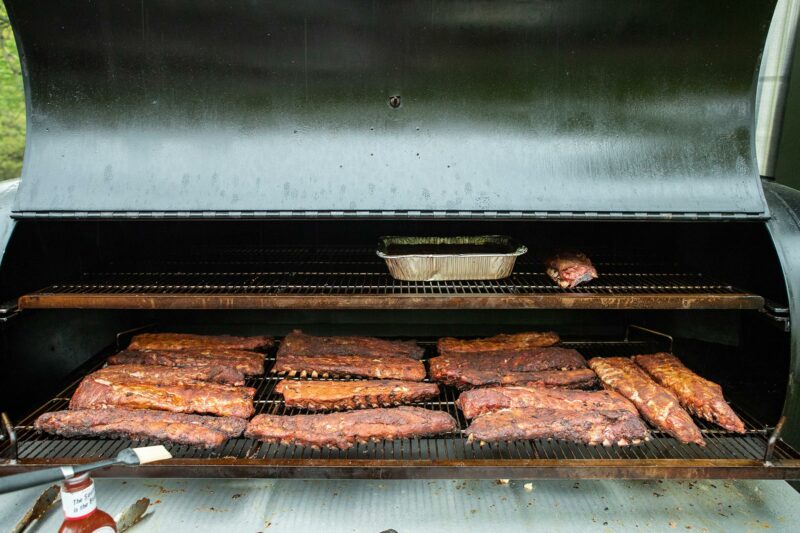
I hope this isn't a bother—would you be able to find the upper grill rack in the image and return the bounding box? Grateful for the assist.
[2,336,798,480]
[17,248,764,311]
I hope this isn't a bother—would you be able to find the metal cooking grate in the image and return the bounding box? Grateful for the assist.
[17,248,764,310]
[3,336,798,479]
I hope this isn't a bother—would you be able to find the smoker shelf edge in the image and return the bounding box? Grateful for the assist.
[16,293,766,311]
[3,458,800,480]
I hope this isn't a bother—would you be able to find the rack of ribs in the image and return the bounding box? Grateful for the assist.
[109,349,265,376]
[246,406,457,449]
[437,331,560,357]
[633,353,746,433]
[544,251,599,288]
[279,330,425,360]
[275,379,440,410]
[439,367,597,390]
[70,370,255,418]
[94,363,245,386]
[35,408,246,448]
[272,353,426,381]
[429,346,590,390]
[457,386,638,419]
[128,332,273,352]
[465,408,650,446]
[588,357,705,445]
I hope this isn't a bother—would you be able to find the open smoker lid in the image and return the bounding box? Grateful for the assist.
[7,1,776,218]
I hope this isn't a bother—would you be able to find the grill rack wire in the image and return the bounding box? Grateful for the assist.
[2,333,798,479]
[17,248,764,310]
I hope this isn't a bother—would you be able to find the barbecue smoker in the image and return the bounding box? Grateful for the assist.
[1,0,800,480]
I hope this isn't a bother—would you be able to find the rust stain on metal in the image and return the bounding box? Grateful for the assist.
[3,458,800,480]
[17,293,765,311]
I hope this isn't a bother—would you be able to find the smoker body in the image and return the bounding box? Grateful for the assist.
[2,0,800,480]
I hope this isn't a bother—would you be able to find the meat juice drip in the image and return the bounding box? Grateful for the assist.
[59,473,117,533]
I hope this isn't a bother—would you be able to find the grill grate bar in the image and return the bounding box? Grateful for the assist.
[46,274,743,293]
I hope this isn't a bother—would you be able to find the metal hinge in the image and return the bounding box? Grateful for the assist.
[760,300,790,332]
[0,412,18,464]
[11,210,771,220]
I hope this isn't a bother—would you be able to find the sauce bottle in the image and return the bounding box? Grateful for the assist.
[58,472,117,533]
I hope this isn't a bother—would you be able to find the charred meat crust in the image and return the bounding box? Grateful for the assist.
[35,408,246,448]
[457,386,638,420]
[272,353,426,381]
[128,333,273,352]
[588,357,705,445]
[94,363,245,386]
[429,346,590,390]
[465,408,650,446]
[437,331,560,356]
[433,367,598,390]
[279,330,425,360]
[109,349,264,376]
[633,353,745,433]
[70,372,256,418]
[245,406,458,449]
[430,346,587,375]
[275,379,439,410]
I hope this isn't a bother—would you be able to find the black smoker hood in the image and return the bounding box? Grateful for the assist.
[5,0,777,219]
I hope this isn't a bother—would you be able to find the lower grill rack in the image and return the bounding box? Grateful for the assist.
[2,338,799,479]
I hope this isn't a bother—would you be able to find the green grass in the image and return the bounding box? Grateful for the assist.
[0,2,25,181]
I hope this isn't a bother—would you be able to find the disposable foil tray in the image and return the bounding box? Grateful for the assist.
[376,236,527,281]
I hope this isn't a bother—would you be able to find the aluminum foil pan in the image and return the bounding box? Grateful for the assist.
[377,236,527,281]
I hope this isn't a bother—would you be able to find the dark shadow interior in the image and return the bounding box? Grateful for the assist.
[0,219,791,303]
[0,219,792,442]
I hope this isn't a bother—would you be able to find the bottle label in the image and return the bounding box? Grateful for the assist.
[92,528,116,533]
[61,483,97,519]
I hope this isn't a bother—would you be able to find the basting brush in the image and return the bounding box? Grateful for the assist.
[0,445,172,494]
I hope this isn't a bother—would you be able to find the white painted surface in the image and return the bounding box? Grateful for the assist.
[2,478,799,532]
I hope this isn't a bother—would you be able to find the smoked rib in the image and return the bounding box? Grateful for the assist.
[588,357,705,445]
[93,363,245,386]
[276,379,439,410]
[273,353,426,381]
[109,349,264,376]
[128,333,273,352]
[431,346,587,374]
[457,386,638,420]
[633,353,745,433]
[437,331,560,356]
[70,372,255,418]
[465,408,649,446]
[429,346,590,390]
[35,408,246,448]
[279,330,424,360]
[245,407,458,449]
[436,366,598,390]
